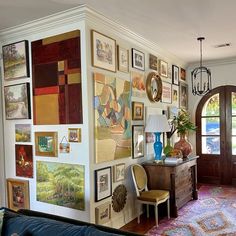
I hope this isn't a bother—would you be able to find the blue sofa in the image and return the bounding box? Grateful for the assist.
[0,207,140,236]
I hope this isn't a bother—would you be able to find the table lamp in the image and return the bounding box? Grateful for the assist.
[145,114,170,162]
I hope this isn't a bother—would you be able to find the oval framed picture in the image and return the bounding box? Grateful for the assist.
[146,72,162,102]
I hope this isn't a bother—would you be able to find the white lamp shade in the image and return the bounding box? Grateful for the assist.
[145,114,171,133]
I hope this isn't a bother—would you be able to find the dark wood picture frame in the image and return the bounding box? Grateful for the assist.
[131,48,145,71]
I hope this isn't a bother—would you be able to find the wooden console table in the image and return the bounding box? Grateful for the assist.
[142,156,198,218]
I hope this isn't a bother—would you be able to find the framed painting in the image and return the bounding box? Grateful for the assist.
[95,202,111,224]
[132,102,144,120]
[172,65,179,85]
[95,167,112,202]
[113,163,125,182]
[15,144,33,178]
[131,48,145,71]
[36,161,85,210]
[7,178,29,211]
[15,124,31,142]
[4,83,31,120]
[161,82,172,104]
[132,125,145,158]
[160,60,168,77]
[180,68,186,81]
[117,45,129,73]
[2,40,30,80]
[172,84,179,107]
[35,132,58,157]
[149,54,158,71]
[68,128,81,142]
[131,71,146,98]
[180,82,188,109]
[91,30,116,72]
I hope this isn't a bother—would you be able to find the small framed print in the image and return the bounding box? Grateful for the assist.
[160,60,168,77]
[180,82,188,109]
[91,30,116,72]
[68,128,81,142]
[131,48,145,71]
[132,102,144,120]
[172,65,179,85]
[95,167,112,202]
[15,124,31,142]
[7,178,30,211]
[172,84,179,107]
[149,54,158,71]
[117,45,129,73]
[95,202,111,224]
[132,125,145,158]
[180,68,186,81]
[2,40,30,80]
[35,132,58,157]
[161,82,172,104]
[113,163,125,182]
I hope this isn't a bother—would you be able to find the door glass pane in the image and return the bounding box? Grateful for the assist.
[232,136,236,155]
[232,92,236,115]
[232,117,236,135]
[202,136,220,154]
[202,117,220,135]
[202,94,220,116]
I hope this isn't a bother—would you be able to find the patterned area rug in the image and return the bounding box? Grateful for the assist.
[147,185,236,236]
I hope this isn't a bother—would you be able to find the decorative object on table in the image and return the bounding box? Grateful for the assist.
[179,82,188,109]
[68,128,81,142]
[160,60,168,77]
[15,144,33,178]
[113,163,125,182]
[117,45,129,73]
[131,48,145,71]
[94,73,131,163]
[2,40,30,80]
[132,125,145,158]
[149,54,158,71]
[145,114,170,162]
[131,71,146,98]
[191,37,212,96]
[174,109,196,158]
[59,136,70,153]
[32,30,83,125]
[91,30,116,72]
[146,72,162,102]
[35,132,58,157]
[7,178,29,211]
[172,65,179,85]
[132,102,144,120]
[172,84,179,107]
[95,167,112,202]
[112,184,127,212]
[180,68,186,81]
[15,124,31,142]
[161,82,172,104]
[4,83,31,120]
[36,161,85,210]
[95,202,111,224]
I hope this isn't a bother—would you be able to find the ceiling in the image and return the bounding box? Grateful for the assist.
[1,0,236,64]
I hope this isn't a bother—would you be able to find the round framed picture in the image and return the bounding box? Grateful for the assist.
[146,72,162,102]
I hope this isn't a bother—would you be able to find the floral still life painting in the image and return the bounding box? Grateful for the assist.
[36,161,85,210]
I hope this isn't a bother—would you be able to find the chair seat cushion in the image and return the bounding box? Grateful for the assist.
[138,190,169,203]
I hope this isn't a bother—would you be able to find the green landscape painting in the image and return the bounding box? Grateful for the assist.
[36,161,85,210]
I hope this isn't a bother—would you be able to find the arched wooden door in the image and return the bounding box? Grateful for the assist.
[196,85,236,185]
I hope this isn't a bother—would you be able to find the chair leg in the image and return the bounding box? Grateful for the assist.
[146,204,149,218]
[167,198,170,219]
[155,205,158,226]
[137,203,141,224]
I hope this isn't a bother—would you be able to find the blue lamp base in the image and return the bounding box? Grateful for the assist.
[153,132,163,161]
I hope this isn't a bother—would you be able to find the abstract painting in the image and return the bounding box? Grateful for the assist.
[94,73,131,163]
[36,161,85,210]
[15,144,33,178]
[31,30,83,125]
[2,40,29,80]
[15,124,31,142]
[4,83,31,120]
[131,71,146,98]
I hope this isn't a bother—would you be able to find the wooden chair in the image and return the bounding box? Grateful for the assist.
[131,164,170,226]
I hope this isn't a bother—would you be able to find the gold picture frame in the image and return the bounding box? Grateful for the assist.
[68,128,81,142]
[7,178,30,211]
[35,131,58,157]
[132,102,144,120]
[146,72,162,102]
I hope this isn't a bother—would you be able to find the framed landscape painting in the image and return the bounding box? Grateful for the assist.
[2,40,30,80]
[92,30,116,72]
[4,83,31,120]
[15,124,31,142]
